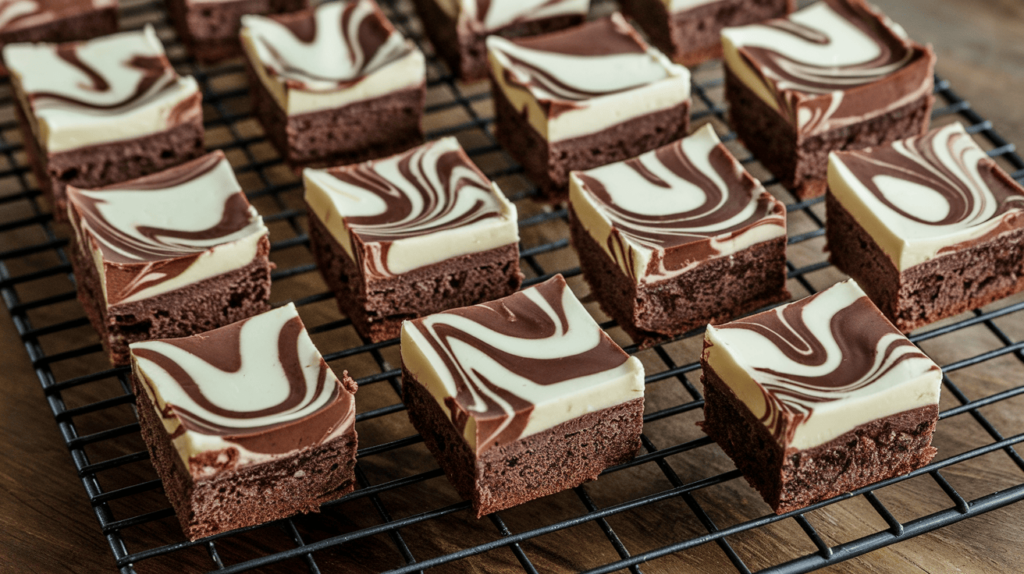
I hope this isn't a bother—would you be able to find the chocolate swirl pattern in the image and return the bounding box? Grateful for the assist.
[459,0,589,33]
[570,124,786,283]
[130,303,356,473]
[304,137,518,278]
[0,0,112,31]
[402,274,645,453]
[704,280,941,450]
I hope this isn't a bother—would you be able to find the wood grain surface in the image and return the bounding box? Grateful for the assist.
[2,1,1023,573]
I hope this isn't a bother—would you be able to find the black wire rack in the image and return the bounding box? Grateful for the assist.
[2,0,1024,572]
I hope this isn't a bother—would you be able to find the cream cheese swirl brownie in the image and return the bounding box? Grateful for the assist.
[304,136,522,342]
[0,0,118,75]
[700,279,942,513]
[66,151,272,366]
[413,0,589,81]
[4,25,204,221]
[487,13,691,202]
[401,274,645,516]
[241,0,426,166]
[827,122,1024,331]
[130,303,359,540]
[721,0,935,199]
[569,124,789,347]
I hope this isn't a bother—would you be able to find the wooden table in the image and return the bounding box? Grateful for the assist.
[2,1,1023,572]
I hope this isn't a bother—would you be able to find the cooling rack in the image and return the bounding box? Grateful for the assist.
[1,0,1023,572]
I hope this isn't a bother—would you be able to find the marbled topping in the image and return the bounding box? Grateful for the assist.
[454,0,589,33]
[130,304,356,476]
[0,0,114,32]
[721,0,934,137]
[304,136,518,278]
[570,124,786,284]
[66,151,268,306]
[401,274,645,454]
[704,280,942,450]
[829,122,1024,270]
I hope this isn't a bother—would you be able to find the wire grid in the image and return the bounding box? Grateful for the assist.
[1,0,1023,572]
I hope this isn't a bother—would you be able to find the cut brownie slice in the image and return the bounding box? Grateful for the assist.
[304,137,522,343]
[721,0,935,199]
[66,151,273,366]
[827,122,1024,332]
[129,303,359,541]
[4,25,204,222]
[569,124,790,348]
[240,0,426,168]
[699,279,942,514]
[0,0,118,75]
[401,274,645,517]
[412,0,588,82]
[487,13,691,202]
[619,0,794,66]
[166,0,307,63]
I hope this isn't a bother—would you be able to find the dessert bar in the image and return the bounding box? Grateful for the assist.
[0,0,118,75]
[166,0,307,63]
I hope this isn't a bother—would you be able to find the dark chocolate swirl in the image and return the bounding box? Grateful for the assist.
[0,0,108,32]
[464,0,588,33]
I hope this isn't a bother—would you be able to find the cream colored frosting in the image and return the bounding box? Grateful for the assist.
[663,0,718,12]
[433,0,589,31]
[240,1,425,116]
[4,25,200,153]
[486,13,691,143]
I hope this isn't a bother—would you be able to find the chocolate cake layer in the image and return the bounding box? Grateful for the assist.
[71,234,273,366]
[700,366,937,514]
[0,6,118,75]
[403,369,643,517]
[307,212,522,342]
[570,207,789,348]
[491,80,691,203]
[827,191,1024,332]
[726,67,933,200]
[167,0,307,62]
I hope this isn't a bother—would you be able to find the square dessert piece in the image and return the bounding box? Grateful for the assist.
[304,136,523,343]
[241,0,426,168]
[130,303,359,540]
[721,0,936,200]
[827,122,1024,332]
[487,13,691,203]
[700,279,942,514]
[619,0,794,66]
[401,274,645,517]
[413,0,588,81]
[4,25,204,222]
[166,0,307,63]
[0,0,118,75]
[569,124,790,348]
[66,151,273,366]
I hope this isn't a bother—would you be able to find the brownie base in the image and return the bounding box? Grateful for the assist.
[402,368,643,517]
[167,0,307,62]
[134,370,358,540]
[569,207,790,348]
[725,69,933,200]
[492,81,691,203]
[826,191,1024,332]
[70,235,274,366]
[307,210,523,343]
[699,365,938,514]
[15,100,205,223]
[411,0,582,82]
[244,57,425,169]
[619,0,793,67]
[0,7,119,75]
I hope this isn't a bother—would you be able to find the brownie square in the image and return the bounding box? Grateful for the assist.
[4,26,205,222]
[569,124,790,348]
[827,122,1024,332]
[401,274,645,517]
[619,0,794,66]
[66,151,273,366]
[699,279,942,514]
[129,303,359,540]
[721,0,935,199]
[487,13,691,203]
[166,0,307,63]
[412,0,588,82]
[240,0,426,168]
[0,0,118,75]
[304,137,523,343]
